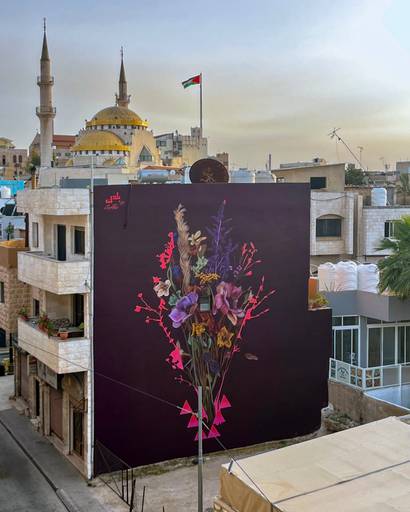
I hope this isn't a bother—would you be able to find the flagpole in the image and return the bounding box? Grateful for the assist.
[199,73,203,145]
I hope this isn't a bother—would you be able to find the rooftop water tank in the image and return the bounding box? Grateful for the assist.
[371,187,387,207]
[229,169,255,183]
[0,186,11,199]
[318,262,336,291]
[334,261,358,291]
[358,264,379,293]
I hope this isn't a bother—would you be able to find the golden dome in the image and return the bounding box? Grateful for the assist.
[86,106,148,128]
[72,130,130,152]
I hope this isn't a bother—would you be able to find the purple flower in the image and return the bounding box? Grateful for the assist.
[212,282,244,326]
[169,292,198,328]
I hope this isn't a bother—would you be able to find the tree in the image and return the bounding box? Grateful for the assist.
[397,173,410,205]
[345,164,365,185]
[377,215,410,299]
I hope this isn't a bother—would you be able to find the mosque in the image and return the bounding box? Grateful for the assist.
[36,24,172,186]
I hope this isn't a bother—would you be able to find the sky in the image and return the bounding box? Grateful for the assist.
[1,0,410,170]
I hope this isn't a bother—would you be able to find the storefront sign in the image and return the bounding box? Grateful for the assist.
[37,361,58,390]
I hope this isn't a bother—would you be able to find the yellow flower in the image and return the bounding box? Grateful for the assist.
[198,272,220,285]
[191,322,206,337]
[217,326,234,349]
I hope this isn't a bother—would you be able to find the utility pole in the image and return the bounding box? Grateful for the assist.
[197,386,203,512]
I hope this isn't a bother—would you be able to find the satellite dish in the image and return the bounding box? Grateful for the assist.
[189,158,229,184]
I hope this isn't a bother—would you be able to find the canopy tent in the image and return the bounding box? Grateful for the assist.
[217,416,410,511]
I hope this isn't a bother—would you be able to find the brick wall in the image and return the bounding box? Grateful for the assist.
[0,265,30,341]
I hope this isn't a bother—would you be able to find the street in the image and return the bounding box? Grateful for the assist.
[0,420,67,512]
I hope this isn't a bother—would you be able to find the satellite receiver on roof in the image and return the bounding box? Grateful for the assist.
[189,158,229,183]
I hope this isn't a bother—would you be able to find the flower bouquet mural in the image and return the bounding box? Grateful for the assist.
[134,201,275,440]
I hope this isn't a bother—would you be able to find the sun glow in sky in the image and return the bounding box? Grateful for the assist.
[2,0,410,169]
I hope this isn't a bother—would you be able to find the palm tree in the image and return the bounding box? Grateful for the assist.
[397,173,410,205]
[377,215,410,299]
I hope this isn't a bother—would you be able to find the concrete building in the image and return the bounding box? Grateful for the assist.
[360,205,410,261]
[14,187,91,476]
[0,138,28,179]
[155,127,208,166]
[0,241,30,351]
[326,288,410,422]
[274,159,346,192]
[29,133,76,168]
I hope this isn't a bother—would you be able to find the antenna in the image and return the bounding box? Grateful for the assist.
[43,17,46,33]
[328,128,367,171]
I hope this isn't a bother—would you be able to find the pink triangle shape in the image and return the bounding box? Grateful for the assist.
[180,400,193,415]
[207,425,220,439]
[202,407,208,420]
[219,395,231,409]
[194,430,208,441]
[187,414,198,428]
[213,409,225,426]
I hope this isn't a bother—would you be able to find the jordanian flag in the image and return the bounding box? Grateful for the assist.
[182,74,201,88]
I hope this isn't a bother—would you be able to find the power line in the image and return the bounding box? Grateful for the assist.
[16,337,274,506]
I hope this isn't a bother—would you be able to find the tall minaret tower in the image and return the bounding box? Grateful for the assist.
[36,19,55,168]
[115,47,130,109]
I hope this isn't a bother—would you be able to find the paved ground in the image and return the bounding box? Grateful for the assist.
[0,420,67,512]
[0,375,13,411]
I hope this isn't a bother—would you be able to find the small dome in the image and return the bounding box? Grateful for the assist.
[86,106,148,128]
[72,131,130,152]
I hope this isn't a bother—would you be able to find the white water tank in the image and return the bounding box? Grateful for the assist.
[334,261,358,291]
[358,264,379,293]
[371,187,387,207]
[255,170,275,183]
[0,186,11,199]
[230,169,256,183]
[318,262,336,291]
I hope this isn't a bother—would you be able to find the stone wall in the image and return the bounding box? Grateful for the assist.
[328,380,408,423]
[0,265,30,342]
[17,188,90,216]
[361,206,410,256]
[310,192,355,256]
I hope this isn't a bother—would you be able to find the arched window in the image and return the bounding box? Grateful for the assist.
[12,155,17,164]
[316,215,342,238]
[18,155,22,163]
[1,156,5,166]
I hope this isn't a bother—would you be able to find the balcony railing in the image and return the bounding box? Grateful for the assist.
[329,357,410,390]
[36,106,56,115]
[18,251,90,295]
[17,318,90,374]
[37,76,54,86]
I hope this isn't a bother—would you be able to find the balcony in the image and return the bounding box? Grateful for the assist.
[17,188,90,216]
[37,76,54,86]
[18,251,90,295]
[36,106,56,116]
[17,318,90,374]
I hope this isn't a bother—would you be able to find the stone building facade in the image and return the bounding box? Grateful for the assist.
[0,240,30,348]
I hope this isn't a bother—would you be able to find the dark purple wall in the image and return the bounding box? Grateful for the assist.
[93,184,331,471]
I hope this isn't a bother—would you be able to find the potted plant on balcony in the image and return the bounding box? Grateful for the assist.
[308,292,329,310]
[58,328,69,341]
[18,307,29,321]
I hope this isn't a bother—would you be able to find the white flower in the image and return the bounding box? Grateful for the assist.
[153,279,171,297]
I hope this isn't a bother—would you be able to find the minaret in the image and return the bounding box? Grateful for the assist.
[36,18,55,168]
[115,47,130,109]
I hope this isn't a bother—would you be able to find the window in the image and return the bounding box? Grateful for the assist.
[1,156,5,166]
[73,226,85,255]
[33,299,40,317]
[12,155,17,164]
[0,282,4,303]
[316,217,342,238]
[384,220,397,239]
[138,146,153,162]
[32,222,39,248]
[18,155,22,163]
[368,328,381,367]
[332,316,360,365]
[310,177,327,189]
